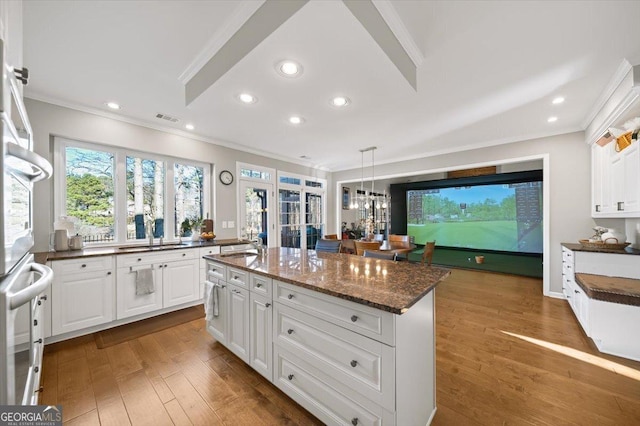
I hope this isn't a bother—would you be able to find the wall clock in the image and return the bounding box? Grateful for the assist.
[219,170,234,185]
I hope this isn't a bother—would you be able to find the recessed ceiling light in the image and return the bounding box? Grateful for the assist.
[331,96,350,107]
[276,60,303,77]
[289,116,304,125]
[547,116,558,123]
[106,102,120,110]
[185,124,195,130]
[238,93,257,104]
[552,97,565,105]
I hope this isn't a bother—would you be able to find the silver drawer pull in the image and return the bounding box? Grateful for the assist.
[352,418,358,425]
[287,374,294,381]
[287,329,294,335]
[287,294,294,299]
[221,284,226,289]
[574,289,580,294]
[265,303,271,308]
[107,271,112,275]
[34,338,42,344]
[233,275,239,280]
[257,283,262,288]
[138,258,142,262]
[350,360,358,367]
[81,264,87,268]
[182,253,186,257]
[350,315,358,322]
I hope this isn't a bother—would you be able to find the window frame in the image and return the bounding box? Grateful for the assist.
[53,137,211,246]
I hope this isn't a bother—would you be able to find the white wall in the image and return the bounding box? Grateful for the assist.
[333,131,593,296]
[27,99,331,251]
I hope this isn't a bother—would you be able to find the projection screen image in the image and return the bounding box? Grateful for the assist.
[407,182,543,253]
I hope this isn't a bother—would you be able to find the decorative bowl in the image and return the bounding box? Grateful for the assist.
[578,239,630,250]
[201,234,215,241]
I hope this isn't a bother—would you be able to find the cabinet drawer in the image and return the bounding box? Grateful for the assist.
[117,252,164,268]
[250,273,272,298]
[275,303,394,410]
[275,348,384,426]
[227,267,248,288]
[206,261,226,282]
[200,246,220,258]
[52,256,113,275]
[275,281,394,346]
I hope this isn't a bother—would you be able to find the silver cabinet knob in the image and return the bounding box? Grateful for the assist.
[351,418,358,425]
[351,315,358,322]
[574,289,580,294]
[287,294,294,299]
[265,303,271,308]
[182,253,186,256]
[81,264,87,268]
[107,271,112,275]
[287,329,294,335]
[350,360,358,367]
[257,283,262,288]
[287,374,294,381]
[138,258,142,262]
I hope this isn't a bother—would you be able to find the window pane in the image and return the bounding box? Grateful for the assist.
[65,146,115,243]
[305,180,323,188]
[305,193,323,248]
[175,163,204,237]
[126,156,165,240]
[240,168,271,181]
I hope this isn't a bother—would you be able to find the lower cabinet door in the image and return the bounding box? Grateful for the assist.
[52,271,114,335]
[250,292,273,381]
[206,282,228,344]
[116,267,163,319]
[227,283,250,362]
[163,259,199,308]
[275,347,384,426]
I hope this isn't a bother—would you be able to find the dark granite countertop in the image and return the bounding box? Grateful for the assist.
[562,242,640,255]
[204,247,451,315]
[574,273,640,306]
[34,238,249,264]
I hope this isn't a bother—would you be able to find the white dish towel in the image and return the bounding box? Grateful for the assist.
[135,268,155,295]
[204,281,219,320]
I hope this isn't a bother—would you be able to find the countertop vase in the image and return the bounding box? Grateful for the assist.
[601,228,626,244]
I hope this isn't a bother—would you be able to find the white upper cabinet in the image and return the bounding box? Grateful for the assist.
[589,62,640,218]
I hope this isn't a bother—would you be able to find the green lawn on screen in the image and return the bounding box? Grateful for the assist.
[409,220,519,251]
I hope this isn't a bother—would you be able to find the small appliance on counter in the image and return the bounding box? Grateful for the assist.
[68,234,84,250]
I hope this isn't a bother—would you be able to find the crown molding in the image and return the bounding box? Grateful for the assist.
[371,0,424,67]
[178,0,265,84]
[581,58,632,130]
[25,92,330,172]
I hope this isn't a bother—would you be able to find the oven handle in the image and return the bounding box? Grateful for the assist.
[9,263,53,310]
[5,143,53,182]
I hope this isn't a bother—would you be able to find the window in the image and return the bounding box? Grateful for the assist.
[55,138,210,245]
[240,167,271,181]
[126,156,165,240]
[174,163,205,238]
[64,145,115,243]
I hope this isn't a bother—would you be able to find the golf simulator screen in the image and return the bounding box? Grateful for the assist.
[405,176,543,254]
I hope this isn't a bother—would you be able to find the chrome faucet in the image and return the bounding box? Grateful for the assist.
[147,220,154,246]
[251,237,264,255]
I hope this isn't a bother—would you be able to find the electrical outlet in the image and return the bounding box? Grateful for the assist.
[222,221,228,229]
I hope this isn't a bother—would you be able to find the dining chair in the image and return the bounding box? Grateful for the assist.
[363,250,396,261]
[315,239,342,253]
[354,240,381,255]
[389,234,411,246]
[421,241,436,266]
[324,234,338,240]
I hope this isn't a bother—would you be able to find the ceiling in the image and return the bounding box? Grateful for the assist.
[23,1,640,172]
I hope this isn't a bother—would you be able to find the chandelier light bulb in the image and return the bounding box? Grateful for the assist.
[375,204,381,209]
[354,202,359,209]
[382,202,388,209]
[364,202,370,210]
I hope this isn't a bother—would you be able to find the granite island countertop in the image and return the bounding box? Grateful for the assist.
[574,273,640,306]
[204,247,451,314]
[34,238,250,264]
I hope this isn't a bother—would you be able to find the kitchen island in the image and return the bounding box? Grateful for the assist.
[203,247,450,426]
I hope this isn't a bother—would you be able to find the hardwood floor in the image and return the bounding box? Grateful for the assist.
[41,269,640,425]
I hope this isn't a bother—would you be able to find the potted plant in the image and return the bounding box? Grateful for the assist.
[190,217,203,241]
[180,218,192,237]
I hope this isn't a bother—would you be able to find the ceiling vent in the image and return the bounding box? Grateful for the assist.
[155,113,179,123]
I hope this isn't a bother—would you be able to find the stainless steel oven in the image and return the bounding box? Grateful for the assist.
[0,37,53,405]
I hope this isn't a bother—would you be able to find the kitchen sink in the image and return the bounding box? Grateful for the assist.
[118,243,189,251]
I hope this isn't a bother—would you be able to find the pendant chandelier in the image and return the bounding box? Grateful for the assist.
[349,146,389,211]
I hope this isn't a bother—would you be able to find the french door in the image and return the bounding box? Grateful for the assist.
[239,181,274,247]
[278,187,324,249]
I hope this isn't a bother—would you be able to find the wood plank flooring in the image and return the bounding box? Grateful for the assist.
[42,269,640,425]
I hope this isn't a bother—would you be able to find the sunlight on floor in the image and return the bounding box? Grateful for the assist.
[501,331,640,381]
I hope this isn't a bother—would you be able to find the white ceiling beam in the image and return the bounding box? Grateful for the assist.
[342,0,417,90]
[185,0,309,106]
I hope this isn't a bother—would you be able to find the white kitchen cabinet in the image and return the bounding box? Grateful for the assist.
[116,249,198,319]
[250,291,272,381]
[162,258,199,308]
[205,281,228,345]
[51,257,115,336]
[199,246,220,298]
[227,282,250,363]
[588,63,640,218]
